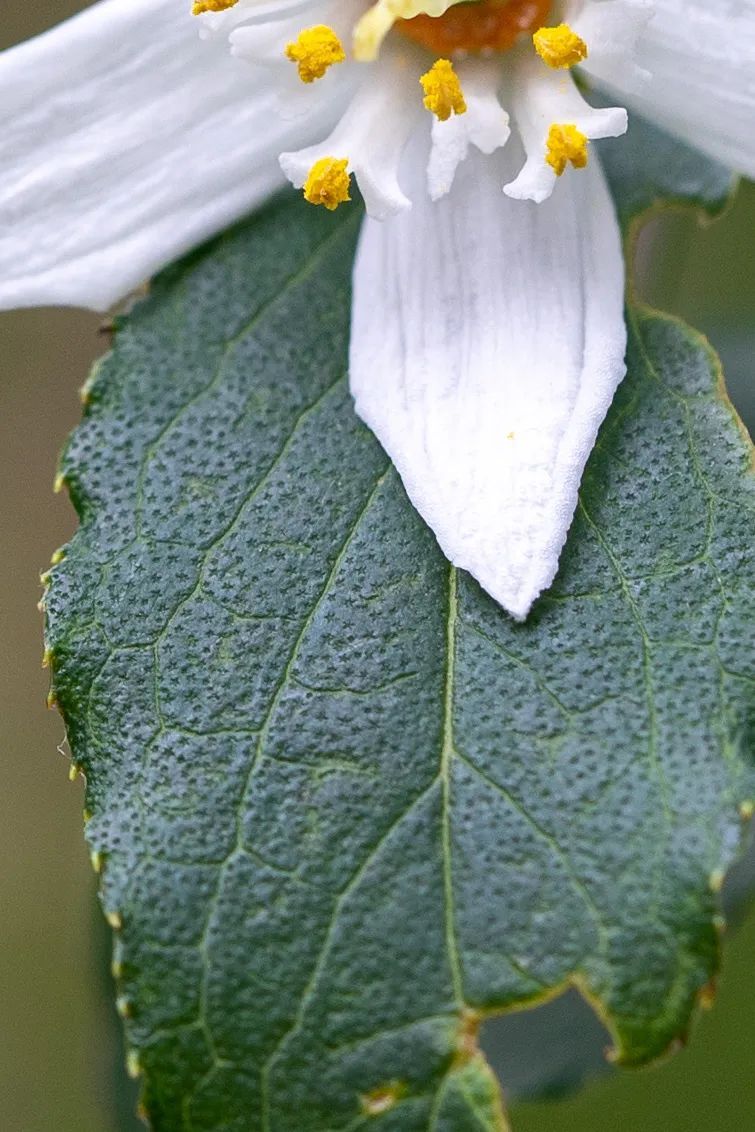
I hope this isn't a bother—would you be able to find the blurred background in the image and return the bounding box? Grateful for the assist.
[1,4,753,1131]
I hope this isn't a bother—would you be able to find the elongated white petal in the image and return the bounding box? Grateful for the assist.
[350,139,626,619]
[0,0,338,311]
[280,49,422,218]
[427,61,511,201]
[505,54,627,203]
[589,0,755,177]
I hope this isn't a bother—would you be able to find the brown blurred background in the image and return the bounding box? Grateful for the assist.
[1,4,753,1131]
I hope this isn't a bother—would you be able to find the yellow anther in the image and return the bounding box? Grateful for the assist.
[192,0,239,14]
[419,59,467,122]
[546,123,589,175]
[303,157,352,210]
[533,23,588,69]
[285,26,346,83]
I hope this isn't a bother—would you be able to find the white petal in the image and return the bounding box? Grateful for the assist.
[0,0,339,311]
[349,138,627,620]
[590,0,755,176]
[504,53,627,203]
[568,0,654,89]
[427,61,511,201]
[280,48,423,218]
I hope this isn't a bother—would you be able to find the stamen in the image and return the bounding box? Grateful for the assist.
[533,24,588,69]
[545,123,589,175]
[285,26,346,83]
[192,0,239,14]
[420,59,467,122]
[303,157,352,209]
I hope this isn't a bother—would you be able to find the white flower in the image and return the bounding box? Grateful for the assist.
[1,0,753,618]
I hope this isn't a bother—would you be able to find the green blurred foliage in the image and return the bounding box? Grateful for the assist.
[0,3,752,1131]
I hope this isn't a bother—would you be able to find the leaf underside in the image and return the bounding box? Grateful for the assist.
[45,120,753,1132]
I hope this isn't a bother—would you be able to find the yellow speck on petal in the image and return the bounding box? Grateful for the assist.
[420,59,467,121]
[533,23,588,68]
[192,0,239,14]
[546,123,589,175]
[303,157,351,210]
[285,26,346,83]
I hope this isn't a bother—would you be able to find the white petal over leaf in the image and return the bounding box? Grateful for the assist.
[350,141,627,619]
[587,0,755,177]
[0,0,336,311]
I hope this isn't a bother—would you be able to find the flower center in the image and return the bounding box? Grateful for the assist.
[192,0,635,213]
[397,0,551,56]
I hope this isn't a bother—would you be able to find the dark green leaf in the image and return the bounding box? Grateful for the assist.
[45,122,753,1131]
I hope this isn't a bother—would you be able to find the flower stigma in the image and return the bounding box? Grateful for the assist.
[285,26,346,82]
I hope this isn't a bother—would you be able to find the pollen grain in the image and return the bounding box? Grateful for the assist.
[303,157,352,209]
[546,123,589,175]
[285,25,346,83]
[533,23,588,68]
[192,0,239,14]
[420,58,467,121]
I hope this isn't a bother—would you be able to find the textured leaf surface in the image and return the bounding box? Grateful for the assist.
[45,121,753,1132]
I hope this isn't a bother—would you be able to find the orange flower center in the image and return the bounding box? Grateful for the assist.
[397,0,552,56]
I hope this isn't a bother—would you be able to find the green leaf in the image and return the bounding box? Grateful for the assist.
[45,121,753,1131]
